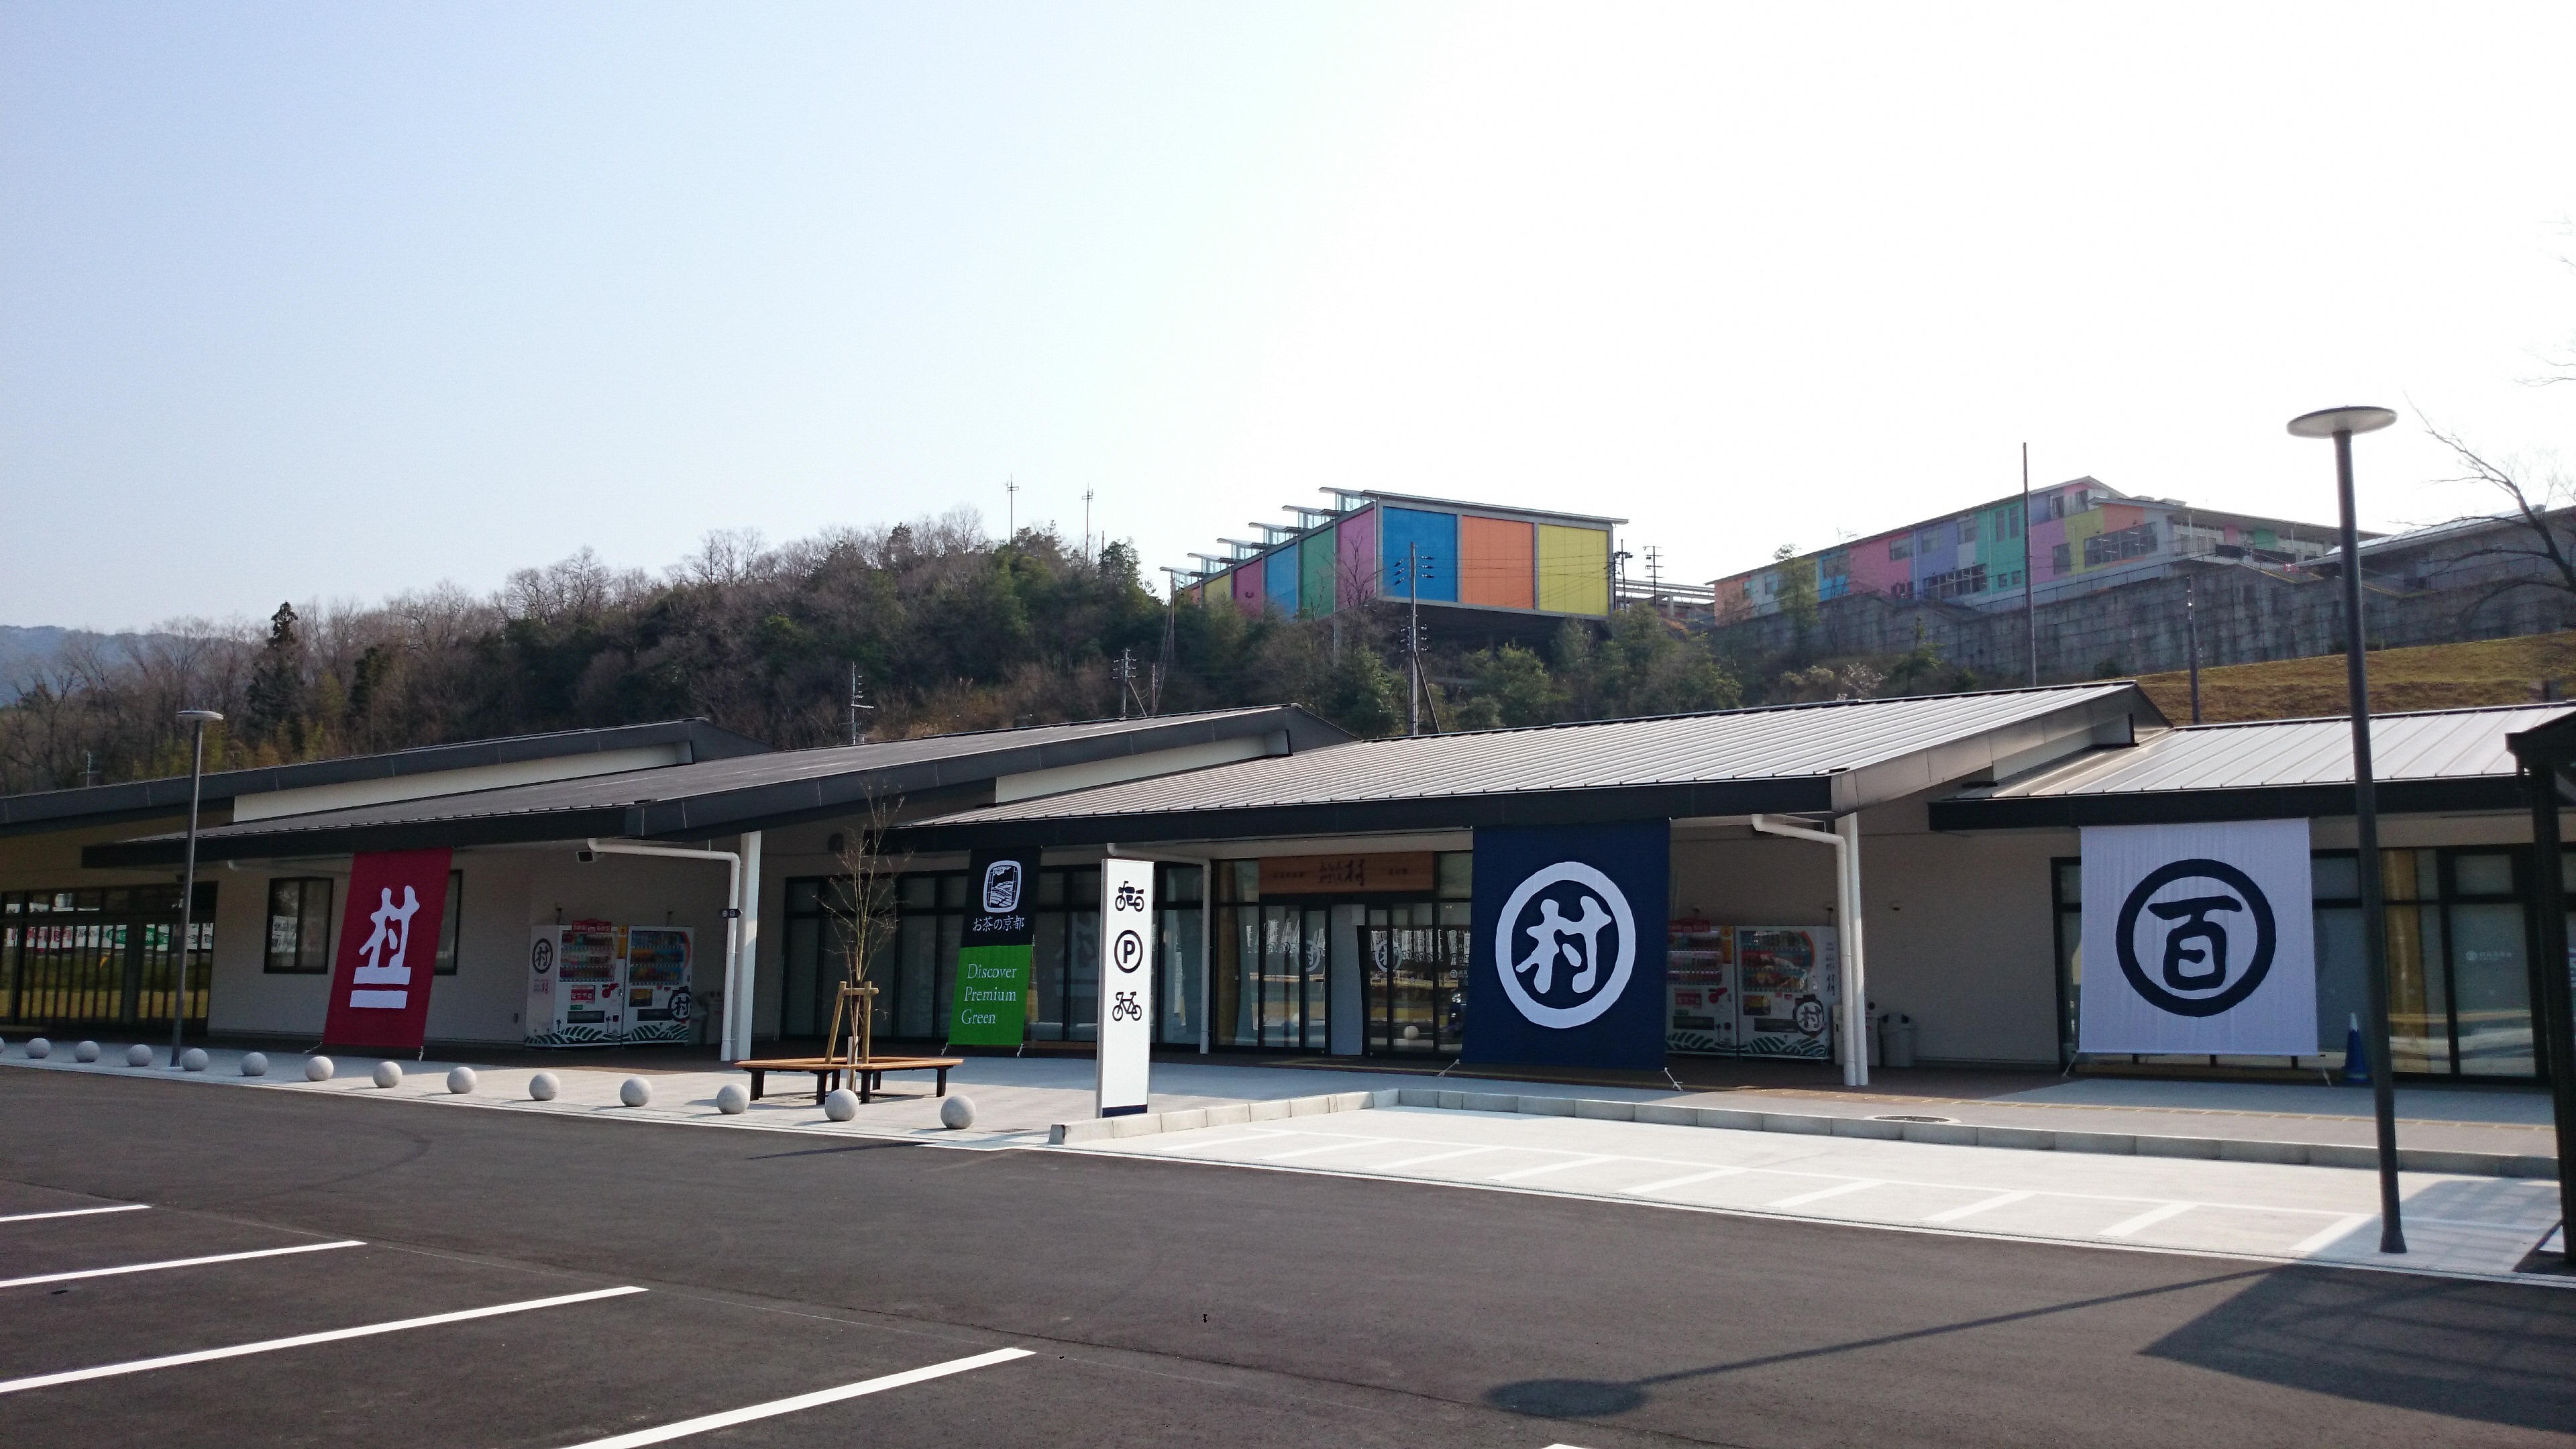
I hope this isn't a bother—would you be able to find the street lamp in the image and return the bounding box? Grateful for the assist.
[2287,404,2404,1254]
[170,709,222,1068]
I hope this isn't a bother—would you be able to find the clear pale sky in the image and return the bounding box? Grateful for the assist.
[5,2,2571,631]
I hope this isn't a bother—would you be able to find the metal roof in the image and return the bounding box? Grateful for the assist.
[83,707,1346,867]
[0,718,771,840]
[892,684,2157,851]
[1927,702,2573,829]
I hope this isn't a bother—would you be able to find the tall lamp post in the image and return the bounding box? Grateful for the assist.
[2287,405,2404,1254]
[170,709,222,1067]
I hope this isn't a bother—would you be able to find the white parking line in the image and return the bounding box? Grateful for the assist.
[0,1204,148,1225]
[1491,1155,1621,1183]
[553,1346,1034,1448]
[1925,1190,2036,1224]
[2101,1201,2198,1238]
[1260,1137,1393,1162]
[1768,1179,1882,1210]
[1626,1166,1746,1195]
[1146,1131,1293,1154]
[0,1285,645,1395]
[2292,1213,2377,1254]
[1368,1146,1499,1173]
[0,1239,364,1289]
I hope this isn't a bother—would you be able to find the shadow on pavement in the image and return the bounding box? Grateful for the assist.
[2143,1267,2576,1431]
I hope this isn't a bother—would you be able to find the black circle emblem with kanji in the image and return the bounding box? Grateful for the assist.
[2114,857,2276,1018]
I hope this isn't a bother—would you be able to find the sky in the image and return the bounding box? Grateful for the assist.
[3,2,2572,631]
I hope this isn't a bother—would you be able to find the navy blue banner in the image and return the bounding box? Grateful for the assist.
[1464,821,1668,1071]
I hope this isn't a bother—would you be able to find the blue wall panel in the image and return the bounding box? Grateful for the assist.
[1263,547,1300,616]
[1379,507,1459,602]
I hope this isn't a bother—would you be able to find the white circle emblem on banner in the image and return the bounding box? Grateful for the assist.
[1493,861,1636,1029]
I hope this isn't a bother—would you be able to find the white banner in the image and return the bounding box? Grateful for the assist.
[2079,820,2316,1055]
[1097,857,1155,1117]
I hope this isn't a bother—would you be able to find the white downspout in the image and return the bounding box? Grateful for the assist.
[1748,813,1869,1087]
[582,837,740,1060]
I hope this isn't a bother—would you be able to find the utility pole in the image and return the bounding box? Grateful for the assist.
[1006,477,1019,539]
[1083,490,1095,564]
[2023,443,2038,687]
[1113,648,1136,720]
[1645,545,1664,604]
[846,663,873,745]
[2185,575,2204,724]
[1398,542,1436,736]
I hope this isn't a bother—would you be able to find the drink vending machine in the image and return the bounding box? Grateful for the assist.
[620,926,695,1044]
[1664,922,1839,1059]
[526,920,626,1046]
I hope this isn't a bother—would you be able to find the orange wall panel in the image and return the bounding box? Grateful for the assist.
[1457,515,1535,608]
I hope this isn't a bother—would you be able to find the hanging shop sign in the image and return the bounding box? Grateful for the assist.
[2078,820,2317,1055]
[952,849,1038,1046]
[1465,822,1668,1071]
[321,848,454,1052]
[1258,853,1436,896]
[1097,856,1155,1116]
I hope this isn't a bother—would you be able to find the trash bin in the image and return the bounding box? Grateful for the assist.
[1878,1012,1917,1069]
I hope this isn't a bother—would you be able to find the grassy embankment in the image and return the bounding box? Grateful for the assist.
[2131,630,2576,724]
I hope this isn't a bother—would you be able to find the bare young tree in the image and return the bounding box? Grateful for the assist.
[820,794,910,1065]
[2423,420,2576,619]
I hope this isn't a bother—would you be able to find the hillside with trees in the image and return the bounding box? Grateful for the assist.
[0,513,1753,794]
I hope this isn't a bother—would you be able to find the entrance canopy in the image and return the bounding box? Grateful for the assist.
[890,684,2160,852]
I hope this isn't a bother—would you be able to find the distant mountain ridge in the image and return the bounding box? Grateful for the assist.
[0,625,195,702]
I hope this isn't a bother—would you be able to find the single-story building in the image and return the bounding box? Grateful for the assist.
[4,686,2567,1087]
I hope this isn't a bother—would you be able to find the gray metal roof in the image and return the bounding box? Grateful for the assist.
[893,684,2157,850]
[83,707,1346,867]
[1927,702,2572,829]
[0,718,771,840]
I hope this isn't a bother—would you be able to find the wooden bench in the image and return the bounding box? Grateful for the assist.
[735,1056,965,1106]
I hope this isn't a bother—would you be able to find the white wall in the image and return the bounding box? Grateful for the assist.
[202,847,730,1044]
[1670,797,2073,1067]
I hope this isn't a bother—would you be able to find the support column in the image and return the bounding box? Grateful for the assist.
[1837,811,1869,1088]
[733,830,764,1063]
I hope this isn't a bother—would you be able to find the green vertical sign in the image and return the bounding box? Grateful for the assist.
[951,850,1037,1045]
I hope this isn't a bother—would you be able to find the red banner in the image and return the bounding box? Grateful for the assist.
[319,849,453,1052]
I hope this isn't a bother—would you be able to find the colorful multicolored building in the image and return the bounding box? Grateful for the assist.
[1712,478,2344,620]
[1173,491,1621,623]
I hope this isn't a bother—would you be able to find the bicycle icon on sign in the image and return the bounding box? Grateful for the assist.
[1110,991,1143,1022]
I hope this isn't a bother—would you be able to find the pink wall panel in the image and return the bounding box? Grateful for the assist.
[1336,509,1379,611]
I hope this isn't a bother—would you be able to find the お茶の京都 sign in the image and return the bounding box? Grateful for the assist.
[951,850,1038,1045]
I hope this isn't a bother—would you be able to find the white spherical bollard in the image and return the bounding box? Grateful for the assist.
[25,1037,50,1059]
[822,1087,859,1121]
[372,1061,402,1089]
[305,1055,334,1082]
[528,1071,559,1102]
[445,1067,478,1095]
[125,1043,155,1067]
[75,1040,101,1063]
[714,1083,748,1115]
[240,1051,268,1077]
[619,1077,653,1108]
[939,1094,976,1130]
[180,1047,209,1072]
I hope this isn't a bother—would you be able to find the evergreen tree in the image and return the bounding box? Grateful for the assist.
[243,602,305,747]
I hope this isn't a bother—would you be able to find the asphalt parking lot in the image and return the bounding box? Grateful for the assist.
[5,1066,2575,1446]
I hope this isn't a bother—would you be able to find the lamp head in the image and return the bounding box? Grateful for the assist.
[176,709,223,725]
[2287,407,2396,439]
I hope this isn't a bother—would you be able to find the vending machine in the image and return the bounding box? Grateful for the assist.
[527,920,626,1046]
[620,926,694,1044]
[1665,918,1736,1055]
[1732,926,1839,1059]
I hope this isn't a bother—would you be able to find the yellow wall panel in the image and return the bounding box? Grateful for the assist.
[1535,525,1611,615]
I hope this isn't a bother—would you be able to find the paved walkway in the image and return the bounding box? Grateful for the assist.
[5,1037,2566,1285]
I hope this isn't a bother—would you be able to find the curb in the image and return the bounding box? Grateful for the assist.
[1379,1087,2558,1179]
[1048,1089,1397,1144]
